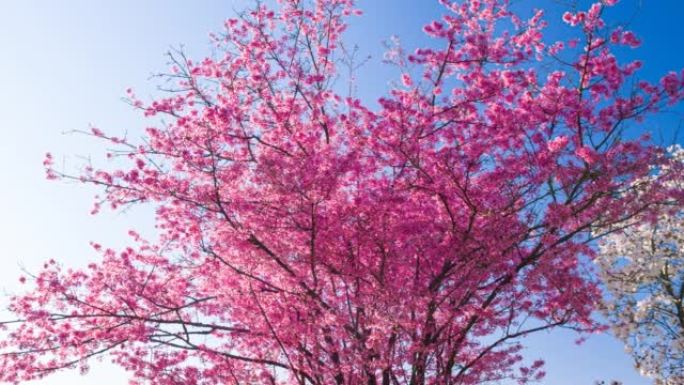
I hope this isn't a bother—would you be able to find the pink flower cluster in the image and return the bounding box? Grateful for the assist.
[2,1,681,384]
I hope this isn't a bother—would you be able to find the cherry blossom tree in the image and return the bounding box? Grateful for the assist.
[597,145,684,385]
[2,0,683,384]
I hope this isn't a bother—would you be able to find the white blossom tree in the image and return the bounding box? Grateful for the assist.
[597,146,684,385]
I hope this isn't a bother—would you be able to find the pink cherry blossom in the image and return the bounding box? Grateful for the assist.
[575,146,599,164]
[547,136,569,153]
[1,1,682,385]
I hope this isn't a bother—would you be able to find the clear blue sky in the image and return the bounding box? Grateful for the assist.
[0,1,682,384]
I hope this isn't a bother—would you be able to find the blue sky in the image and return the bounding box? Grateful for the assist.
[0,1,682,384]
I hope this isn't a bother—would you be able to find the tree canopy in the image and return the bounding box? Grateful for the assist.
[2,1,683,384]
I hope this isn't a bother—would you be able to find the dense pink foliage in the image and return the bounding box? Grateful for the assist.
[2,1,683,384]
